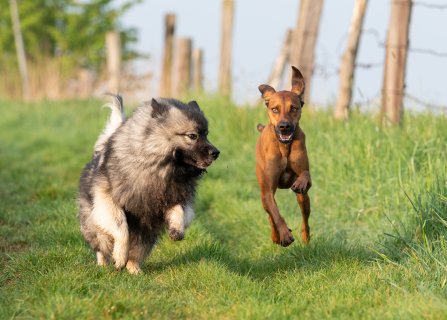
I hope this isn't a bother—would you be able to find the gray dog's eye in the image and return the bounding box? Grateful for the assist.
[187,133,198,140]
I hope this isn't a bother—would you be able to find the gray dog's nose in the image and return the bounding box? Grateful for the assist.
[210,148,220,160]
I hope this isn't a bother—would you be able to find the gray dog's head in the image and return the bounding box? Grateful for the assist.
[150,98,220,170]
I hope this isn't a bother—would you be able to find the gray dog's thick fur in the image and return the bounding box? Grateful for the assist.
[78,96,219,274]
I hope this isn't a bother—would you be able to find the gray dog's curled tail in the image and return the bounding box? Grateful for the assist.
[93,94,126,154]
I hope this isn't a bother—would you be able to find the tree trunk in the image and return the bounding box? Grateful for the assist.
[159,14,176,97]
[106,32,122,94]
[9,0,30,101]
[381,0,412,125]
[290,0,324,104]
[219,0,234,99]
[268,29,293,89]
[334,0,368,120]
[174,38,192,98]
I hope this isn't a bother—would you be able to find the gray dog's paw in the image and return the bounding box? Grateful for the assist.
[168,229,184,241]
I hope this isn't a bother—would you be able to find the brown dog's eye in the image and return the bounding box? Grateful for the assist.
[271,108,279,114]
[291,106,298,112]
[187,133,198,140]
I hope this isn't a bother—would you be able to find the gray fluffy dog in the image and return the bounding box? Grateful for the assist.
[78,95,220,274]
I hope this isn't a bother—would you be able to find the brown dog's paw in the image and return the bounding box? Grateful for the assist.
[291,176,310,194]
[168,229,184,241]
[279,229,295,247]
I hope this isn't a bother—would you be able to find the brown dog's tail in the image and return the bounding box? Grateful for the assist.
[256,123,265,133]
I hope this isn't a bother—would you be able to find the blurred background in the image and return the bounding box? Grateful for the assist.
[2,0,446,121]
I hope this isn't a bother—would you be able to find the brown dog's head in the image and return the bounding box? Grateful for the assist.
[258,66,305,144]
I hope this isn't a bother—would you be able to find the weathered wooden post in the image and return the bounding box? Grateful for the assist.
[381,0,412,125]
[9,0,30,100]
[174,37,192,98]
[78,69,95,99]
[219,0,234,99]
[290,0,324,104]
[334,0,368,120]
[268,29,293,89]
[193,48,204,93]
[160,14,176,97]
[106,31,122,93]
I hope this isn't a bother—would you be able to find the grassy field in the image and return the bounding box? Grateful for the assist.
[1,97,446,319]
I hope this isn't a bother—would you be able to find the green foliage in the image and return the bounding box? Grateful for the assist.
[411,177,447,242]
[379,173,447,294]
[0,98,446,318]
[0,0,141,70]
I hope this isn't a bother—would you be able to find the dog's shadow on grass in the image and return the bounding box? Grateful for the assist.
[149,236,376,281]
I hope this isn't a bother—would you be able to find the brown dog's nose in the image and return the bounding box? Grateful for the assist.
[279,121,292,131]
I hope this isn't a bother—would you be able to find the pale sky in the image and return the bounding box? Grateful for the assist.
[120,0,447,110]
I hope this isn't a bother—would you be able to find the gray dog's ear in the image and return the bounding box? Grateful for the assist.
[291,66,305,99]
[188,100,201,111]
[151,98,168,118]
[258,84,276,106]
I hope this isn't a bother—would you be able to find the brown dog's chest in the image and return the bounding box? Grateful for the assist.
[275,147,300,188]
[274,136,308,189]
[278,167,296,189]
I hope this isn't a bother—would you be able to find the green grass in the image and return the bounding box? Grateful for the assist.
[1,97,446,319]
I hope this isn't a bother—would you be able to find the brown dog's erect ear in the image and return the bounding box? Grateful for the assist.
[291,66,305,98]
[258,84,276,106]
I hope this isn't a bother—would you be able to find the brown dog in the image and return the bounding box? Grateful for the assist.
[256,66,311,247]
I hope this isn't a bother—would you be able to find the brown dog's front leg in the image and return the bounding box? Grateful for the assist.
[296,193,311,244]
[261,191,295,247]
[291,170,311,194]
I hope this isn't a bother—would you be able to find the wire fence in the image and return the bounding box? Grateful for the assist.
[312,0,447,113]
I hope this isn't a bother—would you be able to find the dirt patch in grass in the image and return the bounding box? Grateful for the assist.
[0,239,29,253]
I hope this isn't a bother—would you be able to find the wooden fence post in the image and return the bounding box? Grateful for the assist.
[219,0,234,99]
[9,0,30,101]
[381,0,412,125]
[106,31,122,93]
[334,0,368,120]
[267,29,293,89]
[193,48,204,93]
[78,68,95,99]
[174,38,192,98]
[290,0,324,104]
[160,14,176,97]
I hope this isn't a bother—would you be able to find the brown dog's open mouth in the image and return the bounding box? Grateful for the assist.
[275,124,296,144]
[279,132,293,142]
[275,130,295,144]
